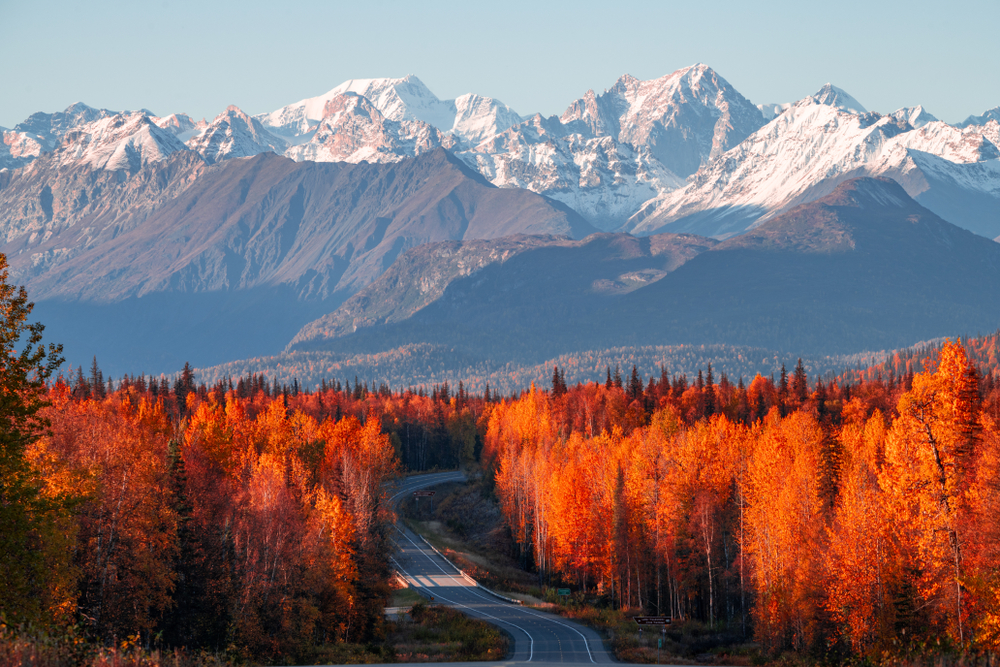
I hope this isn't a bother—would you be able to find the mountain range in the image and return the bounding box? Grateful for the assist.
[1,65,998,378]
[289,177,1000,361]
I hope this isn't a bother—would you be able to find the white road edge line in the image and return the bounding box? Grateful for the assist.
[395,522,598,663]
[394,523,596,664]
[391,555,535,662]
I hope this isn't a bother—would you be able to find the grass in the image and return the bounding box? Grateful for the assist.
[387,602,509,663]
[0,622,240,667]
[390,586,427,608]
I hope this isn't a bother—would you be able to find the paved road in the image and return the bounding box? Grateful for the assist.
[387,471,614,664]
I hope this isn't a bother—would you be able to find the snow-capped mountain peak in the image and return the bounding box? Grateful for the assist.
[810,83,867,114]
[257,75,523,148]
[890,105,938,129]
[624,88,1000,240]
[186,105,286,163]
[154,113,207,142]
[13,102,118,152]
[453,93,524,146]
[284,92,456,164]
[52,111,188,171]
[960,106,1000,128]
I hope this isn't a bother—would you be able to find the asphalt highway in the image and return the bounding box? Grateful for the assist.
[387,471,614,664]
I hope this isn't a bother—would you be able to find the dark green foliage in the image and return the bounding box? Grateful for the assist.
[0,254,65,625]
[793,358,808,404]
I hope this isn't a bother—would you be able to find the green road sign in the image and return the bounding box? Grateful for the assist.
[556,588,571,596]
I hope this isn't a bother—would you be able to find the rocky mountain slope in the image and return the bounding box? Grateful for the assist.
[0,147,592,373]
[290,231,714,350]
[626,96,1000,239]
[457,64,764,228]
[256,75,523,147]
[287,178,1000,367]
[2,147,592,300]
[5,68,999,242]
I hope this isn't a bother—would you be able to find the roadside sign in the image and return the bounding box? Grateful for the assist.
[556,588,571,596]
[413,490,436,497]
[634,616,671,625]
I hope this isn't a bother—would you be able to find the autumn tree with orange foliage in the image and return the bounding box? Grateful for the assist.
[18,326,1000,663]
[484,341,1000,656]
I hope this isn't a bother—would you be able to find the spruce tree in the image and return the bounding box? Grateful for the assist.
[89,356,104,398]
[705,363,715,417]
[552,366,566,397]
[793,358,808,403]
[0,254,66,624]
[628,364,642,402]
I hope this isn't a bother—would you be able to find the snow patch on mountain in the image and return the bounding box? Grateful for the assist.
[1,130,44,170]
[50,111,189,171]
[187,106,286,163]
[285,93,456,164]
[890,105,938,129]
[154,113,207,142]
[758,102,793,122]
[625,96,1000,239]
[256,75,522,147]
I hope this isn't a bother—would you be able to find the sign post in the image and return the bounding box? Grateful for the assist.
[413,489,435,515]
[634,618,670,664]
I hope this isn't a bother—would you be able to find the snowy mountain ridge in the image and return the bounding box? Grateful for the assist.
[453,64,766,228]
[186,106,287,163]
[625,96,1000,239]
[3,66,1000,242]
[284,93,457,164]
[254,75,523,147]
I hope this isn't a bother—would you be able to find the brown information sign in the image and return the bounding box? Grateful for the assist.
[413,490,436,497]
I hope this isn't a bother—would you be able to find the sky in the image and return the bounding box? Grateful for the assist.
[1,0,999,129]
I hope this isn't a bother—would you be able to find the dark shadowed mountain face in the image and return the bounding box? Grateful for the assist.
[0,148,594,375]
[288,177,1000,366]
[289,232,716,349]
[614,177,1000,354]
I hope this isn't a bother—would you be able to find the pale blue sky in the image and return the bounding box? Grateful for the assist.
[2,0,998,128]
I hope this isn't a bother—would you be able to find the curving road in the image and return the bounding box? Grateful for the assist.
[387,471,614,665]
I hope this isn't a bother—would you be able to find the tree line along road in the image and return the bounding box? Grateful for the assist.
[384,471,616,665]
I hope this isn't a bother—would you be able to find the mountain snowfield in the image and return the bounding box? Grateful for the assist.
[625,98,1000,239]
[284,93,458,164]
[2,64,999,240]
[186,106,286,163]
[255,75,523,146]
